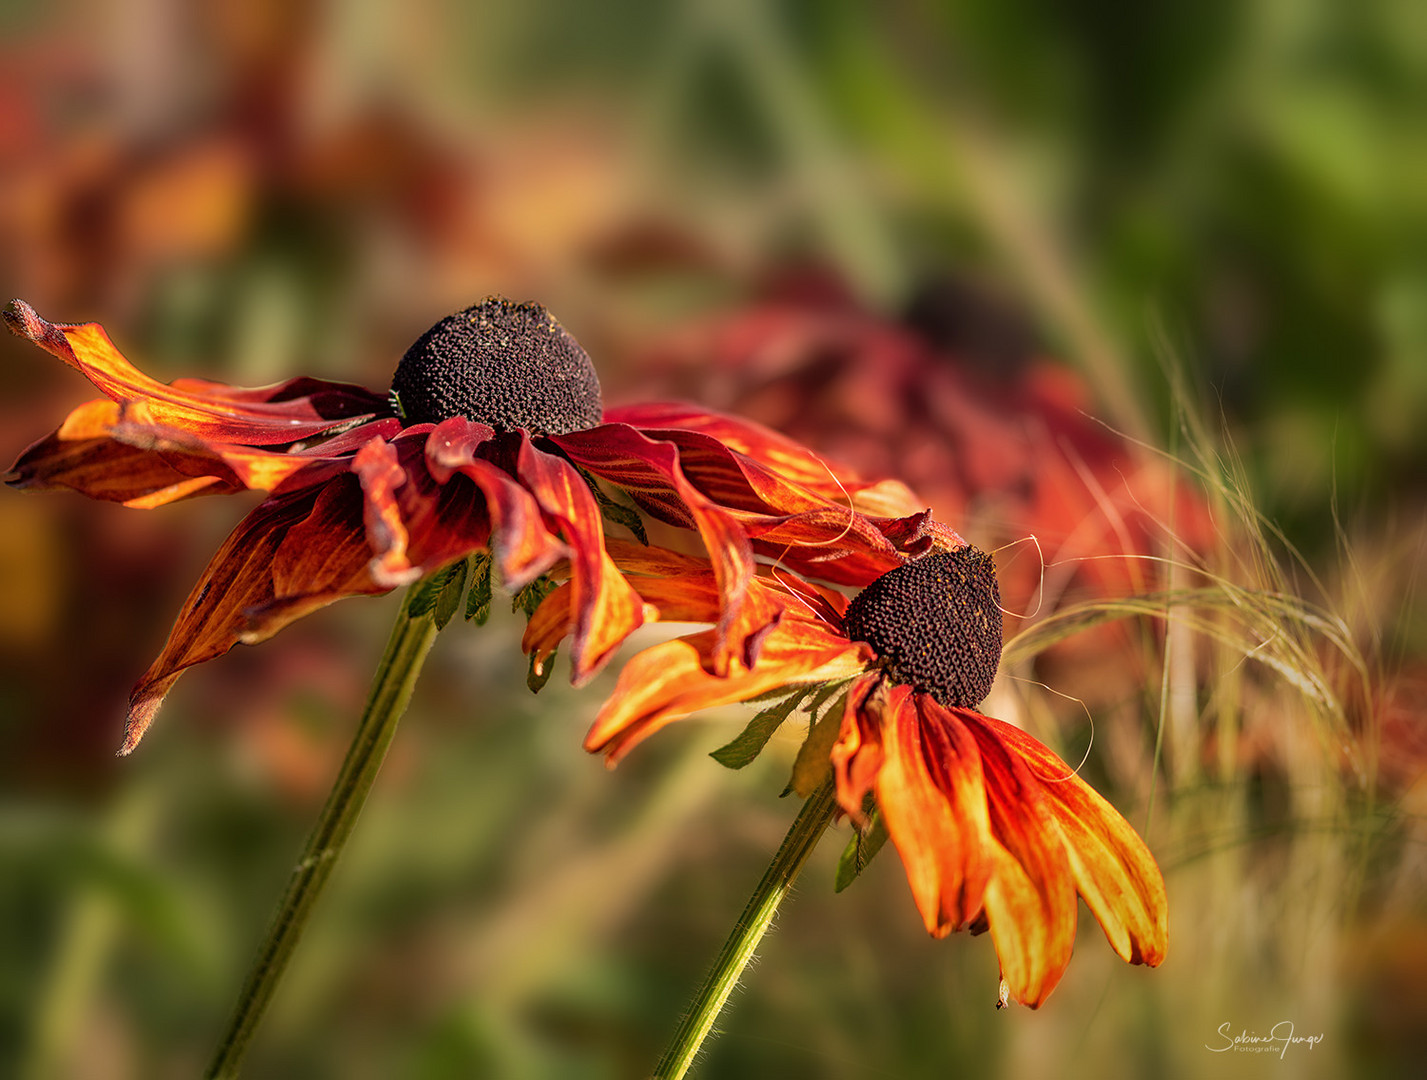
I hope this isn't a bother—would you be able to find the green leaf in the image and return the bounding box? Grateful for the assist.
[578,466,648,545]
[788,690,848,797]
[834,806,888,892]
[511,575,559,618]
[709,688,813,769]
[433,558,471,630]
[527,647,556,693]
[405,561,467,622]
[465,551,493,625]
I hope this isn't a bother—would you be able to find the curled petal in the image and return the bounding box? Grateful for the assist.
[976,713,1168,968]
[584,617,870,765]
[517,436,644,683]
[353,437,419,587]
[522,540,843,675]
[425,418,566,588]
[352,431,495,589]
[5,301,386,444]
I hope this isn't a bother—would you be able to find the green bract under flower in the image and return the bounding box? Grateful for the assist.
[842,547,1002,708]
[390,297,604,434]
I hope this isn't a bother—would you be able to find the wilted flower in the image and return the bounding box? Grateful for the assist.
[6,297,937,753]
[531,541,1168,1007]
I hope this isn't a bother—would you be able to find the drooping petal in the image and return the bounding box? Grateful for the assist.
[425,418,566,589]
[122,480,381,753]
[863,685,995,938]
[353,436,420,587]
[829,673,885,825]
[549,423,757,672]
[950,703,1078,1008]
[584,617,870,765]
[516,435,645,683]
[5,300,387,444]
[978,713,1168,968]
[522,540,846,676]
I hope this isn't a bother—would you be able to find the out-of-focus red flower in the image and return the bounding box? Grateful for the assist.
[638,275,1217,619]
[6,297,941,753]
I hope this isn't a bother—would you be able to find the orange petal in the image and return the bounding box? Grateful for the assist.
[981,714,1168,968]
[517,436,644,683]
[5,300,386,444]
[8,390,404,506]
[8,405,239,506]
[870,686,995,937]
[584,616,869,764]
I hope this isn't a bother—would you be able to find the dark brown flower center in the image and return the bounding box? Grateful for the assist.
[390,297,604,434]
[842,547,1003,708]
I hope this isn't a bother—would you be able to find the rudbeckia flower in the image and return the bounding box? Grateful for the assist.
[5,296,937,754]
[539,541,1168,1008]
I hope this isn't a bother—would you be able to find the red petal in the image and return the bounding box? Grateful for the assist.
[353,436,420,587]
[517,437,645,683]
[123,480,381,753]
[425,418,566,588]
[353,431,496,589]
[952,704,1078,1008]
[5,301,386,445]
[549,423,758,673]
[609,401,925,516]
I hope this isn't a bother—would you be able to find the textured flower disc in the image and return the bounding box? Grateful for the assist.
[390,297,604,434]
[843,547,1003,708]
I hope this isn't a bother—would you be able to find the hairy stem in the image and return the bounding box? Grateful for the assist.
[654,777,839,1079]
[205,588,439,1078]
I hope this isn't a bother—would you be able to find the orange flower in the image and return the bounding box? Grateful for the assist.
[5,297,938,753]
[541,543,1167,1008]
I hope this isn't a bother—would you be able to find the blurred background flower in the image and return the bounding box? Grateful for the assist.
[1,0,1423,1077]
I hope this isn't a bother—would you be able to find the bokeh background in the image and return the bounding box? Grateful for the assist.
[1,1,1424,1077]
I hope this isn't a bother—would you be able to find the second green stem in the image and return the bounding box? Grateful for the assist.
[654,777,840,1080]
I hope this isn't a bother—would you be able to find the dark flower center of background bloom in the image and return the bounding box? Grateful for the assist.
[390,297,604,434]
[843,547,1003,708]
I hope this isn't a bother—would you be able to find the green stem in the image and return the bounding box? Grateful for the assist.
[653,777,839,1080]
[205,588,440,1079]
